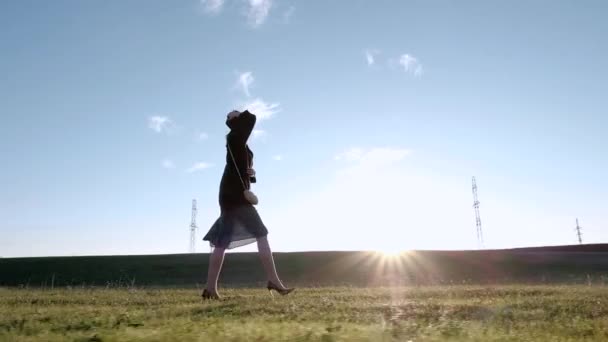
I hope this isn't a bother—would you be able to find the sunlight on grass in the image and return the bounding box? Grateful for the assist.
[1,286,607,341]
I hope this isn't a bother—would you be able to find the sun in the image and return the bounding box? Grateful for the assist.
[376,248,405,258]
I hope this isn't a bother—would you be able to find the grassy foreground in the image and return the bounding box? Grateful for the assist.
[1,286,608,341]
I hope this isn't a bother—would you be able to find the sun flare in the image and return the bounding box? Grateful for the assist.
[376,248,407,258]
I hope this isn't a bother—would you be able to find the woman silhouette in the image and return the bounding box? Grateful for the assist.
[202,110,294,299]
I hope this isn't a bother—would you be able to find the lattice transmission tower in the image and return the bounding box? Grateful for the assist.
[575,218,583,245]
[472,177,484,248]
[189,199,198,253]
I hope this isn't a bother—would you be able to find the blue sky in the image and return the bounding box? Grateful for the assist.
[1,0,607,257]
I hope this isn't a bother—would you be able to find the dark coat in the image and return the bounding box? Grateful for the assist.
[218,110,256,210]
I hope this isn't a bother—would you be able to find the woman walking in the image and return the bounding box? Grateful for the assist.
[202,109,294,299]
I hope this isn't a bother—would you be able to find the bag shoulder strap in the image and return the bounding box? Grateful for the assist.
[227,140,248,191]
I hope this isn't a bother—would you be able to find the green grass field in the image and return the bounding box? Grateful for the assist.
[2,286,608,341]
[2,246,608,341]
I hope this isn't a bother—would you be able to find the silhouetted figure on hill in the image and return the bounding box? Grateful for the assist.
[201,110,294,299]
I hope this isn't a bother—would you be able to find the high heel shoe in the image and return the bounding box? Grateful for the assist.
[201,289,220,300]
[267,281,295,296]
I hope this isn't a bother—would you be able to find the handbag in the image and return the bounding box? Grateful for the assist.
[227,142,259,205]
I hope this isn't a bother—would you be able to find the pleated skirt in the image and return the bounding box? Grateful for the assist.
[203,205,269,249]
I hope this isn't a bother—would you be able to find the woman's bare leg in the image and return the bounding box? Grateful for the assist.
[205,247,226,294]
[256,236,288,289]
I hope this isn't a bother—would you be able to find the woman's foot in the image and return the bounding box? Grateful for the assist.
[202,289,221,300]
[267,281,295,296]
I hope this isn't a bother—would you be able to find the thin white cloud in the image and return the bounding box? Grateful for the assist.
[148,116,173,133]
[366,51,374,66]
[198,132,209,141]
[398,54,423,77]
[236,71,254,97]
[365,49,380,66]
[240,98,280,121]
[201,0,225,14]
[162,159,175,169]
[272,154,283,161]
[186,162,214,173]
[334,148,363,162]
[247,0,272,27]
[283,5,295,23]
[252,129,266,139]
[199,0,275,27]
